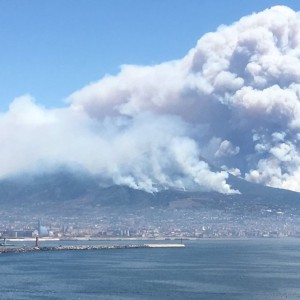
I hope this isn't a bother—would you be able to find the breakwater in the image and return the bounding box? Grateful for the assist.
[0,243,185,254]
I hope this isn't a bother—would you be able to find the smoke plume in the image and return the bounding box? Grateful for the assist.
[2,6,300,194]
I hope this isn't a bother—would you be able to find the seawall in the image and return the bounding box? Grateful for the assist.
[0,243,185,254]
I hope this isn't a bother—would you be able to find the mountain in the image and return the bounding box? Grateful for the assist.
[0,170,300,217]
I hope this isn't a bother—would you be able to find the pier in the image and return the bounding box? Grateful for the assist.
[0,243,185,254]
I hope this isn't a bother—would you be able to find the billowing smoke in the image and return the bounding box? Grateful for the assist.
[2,5,300,193]
[1,95,235,193]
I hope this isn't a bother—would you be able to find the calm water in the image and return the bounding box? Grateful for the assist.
[1,239,300,299]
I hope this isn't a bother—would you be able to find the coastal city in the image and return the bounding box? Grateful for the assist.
[1,205,300,240]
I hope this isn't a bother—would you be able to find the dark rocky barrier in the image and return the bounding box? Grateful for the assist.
[0,244,185,254]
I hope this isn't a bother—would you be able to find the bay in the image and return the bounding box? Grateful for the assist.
[0,239,300,299]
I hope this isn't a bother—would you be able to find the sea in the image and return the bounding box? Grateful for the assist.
[1,238,300,300]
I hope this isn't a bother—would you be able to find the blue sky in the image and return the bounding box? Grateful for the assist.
[1,0,300,111]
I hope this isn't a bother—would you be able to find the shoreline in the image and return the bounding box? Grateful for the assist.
[4,237,189,242]
[4,236,298,243]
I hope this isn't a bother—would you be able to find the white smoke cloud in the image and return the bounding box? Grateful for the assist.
[215,140,240,158]
[2,5,300,193]
[0,95,235,193]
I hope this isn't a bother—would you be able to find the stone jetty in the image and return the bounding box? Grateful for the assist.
[0,243,185,254]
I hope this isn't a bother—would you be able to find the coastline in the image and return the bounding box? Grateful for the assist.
[4,236,296,243]
[1,237,190,242]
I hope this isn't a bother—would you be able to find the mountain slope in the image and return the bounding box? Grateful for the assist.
[0,171,299,216]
